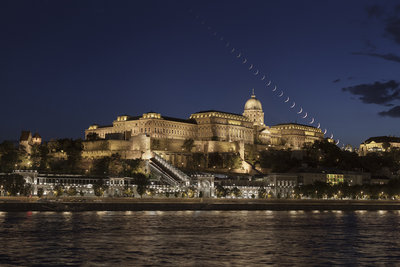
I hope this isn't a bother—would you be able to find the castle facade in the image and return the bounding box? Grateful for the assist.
[83,92,324,169]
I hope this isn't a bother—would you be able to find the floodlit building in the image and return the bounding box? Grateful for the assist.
[19,131,42,154]
[297,172,368,186]
[359,136,400,156]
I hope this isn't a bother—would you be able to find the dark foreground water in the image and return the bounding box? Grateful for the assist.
[1,210,400,266]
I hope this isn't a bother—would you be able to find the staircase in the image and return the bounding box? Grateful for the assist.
[244,160,264,175]
[149,153,190,186]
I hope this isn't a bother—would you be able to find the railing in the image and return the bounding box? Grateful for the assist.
[151,153,190,186]
[148,161,180,186]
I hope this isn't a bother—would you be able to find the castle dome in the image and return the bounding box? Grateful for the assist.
[244,90,262,111]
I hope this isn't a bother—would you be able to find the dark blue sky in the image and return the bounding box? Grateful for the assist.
[2,0,400,147]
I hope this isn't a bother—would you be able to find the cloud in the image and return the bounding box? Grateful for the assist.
[363,5,400,46]
[378,105,400,117]
[384,17,400,45]
[342,80,400,105]
[366,5,384,18]
[333,79,340,83]
[351,52,400,63]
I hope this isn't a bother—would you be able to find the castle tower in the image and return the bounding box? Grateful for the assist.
[243,89,264,126]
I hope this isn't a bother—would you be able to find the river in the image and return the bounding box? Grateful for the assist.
[1,210,400,266]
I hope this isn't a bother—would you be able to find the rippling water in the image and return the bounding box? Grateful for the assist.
[1,210,400,266]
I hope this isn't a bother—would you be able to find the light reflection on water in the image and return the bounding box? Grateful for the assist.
[0,210,400,266]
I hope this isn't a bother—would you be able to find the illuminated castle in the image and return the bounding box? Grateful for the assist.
[83,91,324,167]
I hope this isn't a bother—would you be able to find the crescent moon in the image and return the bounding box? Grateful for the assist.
[310,117,314,124]
[330,134,334,139]
[297,107,303,114]
[323,129,327,135]
[302,112,308,119]
[243,58,247,64]
[285,97,289,103]
[237,53,241,58]
[226,42,230,47]
[290,102,295,108]
[278,91,284,97]
[254,70,259,75]
[249,64,253,70]
[261,75,265,81]
[266,80,271,86]
[317,123,320,129]
[231,48,235,53]
[272,85,277,91]
[336,139,340,145]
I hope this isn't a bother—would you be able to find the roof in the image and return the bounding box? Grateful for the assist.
[123,113,196,124]
[192,110,245,117]
[126,116,142,121]
[272,122,320,129]
[162,116,197,124]
[97,125,113,128]
[244,95,262,110]
[363,136,400,144]
[20,131,31,141]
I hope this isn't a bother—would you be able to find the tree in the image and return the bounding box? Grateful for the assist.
[0,174,26,196]
[226,154,242,169]
[30,144,41,169]
[192,153,207,169]
[133,173,149,198]
[259,150,300,172]
[67,187,78,196]
[54,184,64,197]
[39,143,51,171]
[122,159,143,176]
[231,187,241,198]
[108,154,124,176]
[382,142,391,152]
[22,183,32,196]
[215,184,227,198]
[208,153,223,168]
[93,179,108,197]
[187,186,196,198]
[0,141,20,172]
[91,157,110,176]
[63,139,83,172]
[182,139,195,152]
[37,188,44,198]
[123,185,134,197]
[258,187,267,199]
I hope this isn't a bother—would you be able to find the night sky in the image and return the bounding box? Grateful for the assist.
[2,0,400,147]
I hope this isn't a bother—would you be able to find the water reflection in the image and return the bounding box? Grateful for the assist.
[0,211,400,265]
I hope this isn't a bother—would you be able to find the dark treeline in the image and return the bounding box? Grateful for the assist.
[254,140,400,175]
[295,179,400,200]
[0,139,144,176]
[0,174,32,196]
